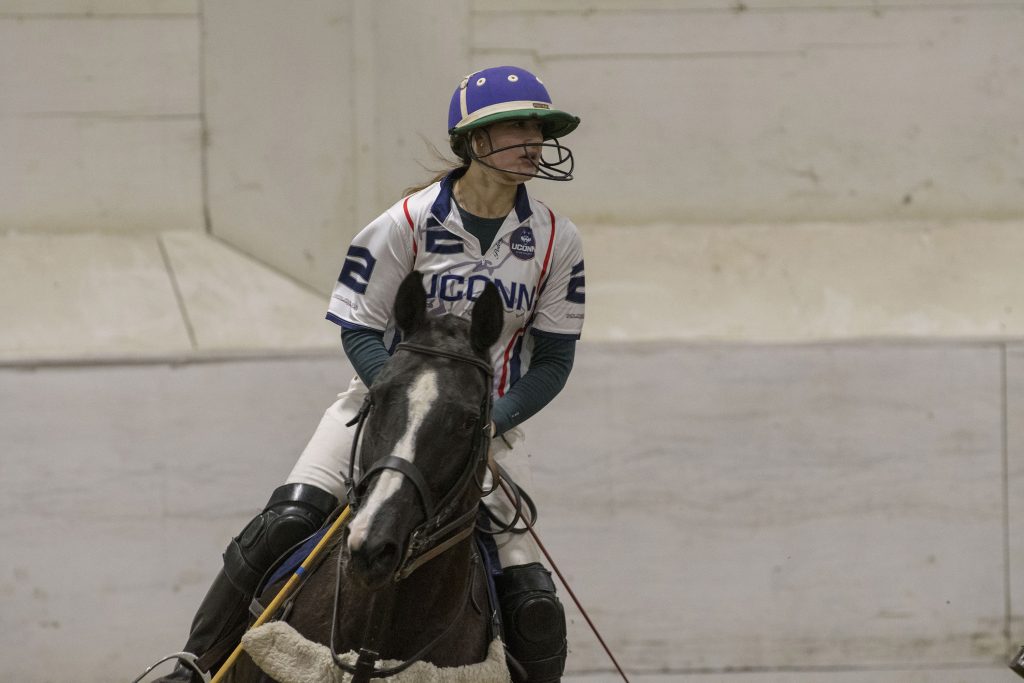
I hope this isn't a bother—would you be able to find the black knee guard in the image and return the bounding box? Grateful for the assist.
[222,483,337,593]
[496,562,568,683]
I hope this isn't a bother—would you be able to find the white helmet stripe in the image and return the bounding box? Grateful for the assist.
[459,77,470,120]
[455,100,552,130]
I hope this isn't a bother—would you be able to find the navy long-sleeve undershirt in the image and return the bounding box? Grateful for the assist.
[340,327,575,435]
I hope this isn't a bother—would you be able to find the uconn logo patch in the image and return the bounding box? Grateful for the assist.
[509,226,536,261]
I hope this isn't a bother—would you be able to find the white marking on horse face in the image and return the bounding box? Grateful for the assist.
[347,369,439,552]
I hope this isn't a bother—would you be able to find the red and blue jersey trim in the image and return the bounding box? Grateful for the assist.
[402,196,418,258]
[497,207,556,397]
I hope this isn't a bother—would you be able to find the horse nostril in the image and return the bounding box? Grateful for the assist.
[349,537,402,588]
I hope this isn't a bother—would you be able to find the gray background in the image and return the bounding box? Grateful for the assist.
[2,1,1023,682]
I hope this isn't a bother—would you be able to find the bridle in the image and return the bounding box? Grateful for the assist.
[342,341,494,581]
[333,341,495,681]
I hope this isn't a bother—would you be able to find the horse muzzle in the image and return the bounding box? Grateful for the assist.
[346,503,412,590]
[348,535,404,589]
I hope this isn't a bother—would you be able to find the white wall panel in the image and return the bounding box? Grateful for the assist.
[473,0,1022,11]
[203,1,473,293]
[366,1,471,226]
[0,117,204,233]
[0,343,1010,680]
[0,0,196,14]
[159,231,336,352]
[528,344,1006,671]
[0,17,198,115]
[584,220,1024,343]
[203,0,358,294]
[0,14,202,233]
[0,358,348,682]
[470,3,1024,224]
[0,233,191,361]
[569,668,1010,682]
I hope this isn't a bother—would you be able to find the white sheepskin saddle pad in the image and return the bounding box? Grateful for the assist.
[241,621,511,683]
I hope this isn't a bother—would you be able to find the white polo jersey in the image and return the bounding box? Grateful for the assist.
[326,172,585,397]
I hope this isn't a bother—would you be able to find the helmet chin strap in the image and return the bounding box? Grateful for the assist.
[468,131,575,182]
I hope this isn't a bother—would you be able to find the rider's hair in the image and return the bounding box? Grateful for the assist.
[400,131,481,198]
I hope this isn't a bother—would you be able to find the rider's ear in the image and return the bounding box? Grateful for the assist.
[470,282,504,354]
[394,271,427,335]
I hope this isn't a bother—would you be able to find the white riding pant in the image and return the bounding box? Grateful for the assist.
[286,376,542,568]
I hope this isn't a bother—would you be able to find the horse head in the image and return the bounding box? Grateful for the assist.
[345,271,503,590]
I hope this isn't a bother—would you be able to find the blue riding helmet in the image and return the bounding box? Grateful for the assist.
[447,66,580,181]
[448,66,580,140]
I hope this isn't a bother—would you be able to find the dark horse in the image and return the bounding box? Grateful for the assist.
[228,271,507,682]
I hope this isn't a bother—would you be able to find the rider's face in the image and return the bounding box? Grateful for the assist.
[473,119,545,179]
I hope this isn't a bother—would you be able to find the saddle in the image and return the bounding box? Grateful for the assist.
[252,510,507,646]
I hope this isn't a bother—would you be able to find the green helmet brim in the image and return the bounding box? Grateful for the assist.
[450,108,580,140]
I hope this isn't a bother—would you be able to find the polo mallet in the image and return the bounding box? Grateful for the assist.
[209,504,352,683]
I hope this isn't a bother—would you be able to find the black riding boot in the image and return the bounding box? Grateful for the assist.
[496,562,568,683]
[152,483,338,682]
[152,569,250,682]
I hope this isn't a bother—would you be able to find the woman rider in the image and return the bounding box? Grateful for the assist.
[159,65,584,683]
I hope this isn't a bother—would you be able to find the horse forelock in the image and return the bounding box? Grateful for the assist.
[416,314,473,351]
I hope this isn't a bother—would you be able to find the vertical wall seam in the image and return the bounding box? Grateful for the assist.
[198,1,212,235]
[351,2,377,228]
[157,235,198,351]
[1003,343,1013,655]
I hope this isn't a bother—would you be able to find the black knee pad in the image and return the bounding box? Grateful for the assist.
[223,483,337,593]
[496,562,567,683]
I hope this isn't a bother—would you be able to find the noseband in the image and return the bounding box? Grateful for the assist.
[343,341,493,581]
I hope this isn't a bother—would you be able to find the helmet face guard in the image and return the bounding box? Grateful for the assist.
[456,131,575,182]
[448,66,579,181]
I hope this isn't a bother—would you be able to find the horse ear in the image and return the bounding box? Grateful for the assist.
[470,282,504,354]
[394,271,427,335]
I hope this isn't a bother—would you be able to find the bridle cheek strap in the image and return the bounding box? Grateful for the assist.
[392,415,490,581]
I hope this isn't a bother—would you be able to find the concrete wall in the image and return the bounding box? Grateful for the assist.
[468,0,1024,226]
[537,342,1014,671]
[202,0,473,296]
[201,0,1024,293]
[2,343,1021,681]
[3,2,1024,681]
[5,1,1019,295]
[0,1,204,233]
